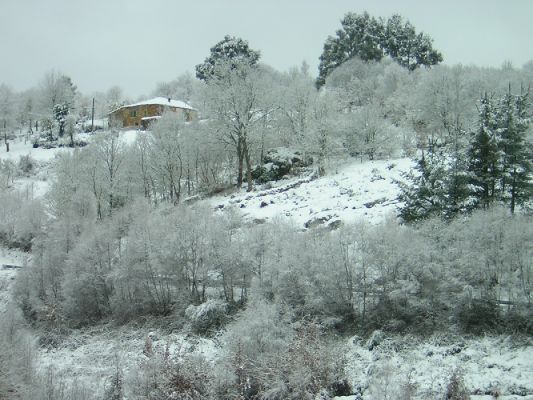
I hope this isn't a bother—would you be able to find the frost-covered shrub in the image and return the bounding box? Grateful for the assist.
[38,328,69,349]
[17,154,37,175]
[252,148,312,183]
[213,297,347,400]
[365,295,444,335]
[281,324,347,399]
[503,307,533,335]
[185,299,228,334]
[458,299,501,334]
[368,362,402,400]
[211,296,291,398]
[367,363,418,400]
[165,355,211,400]
[103,361,124,400]
[0,306,37,398]
[31,367,95,400]
[0,159,17,188]
[445,369,470,399]
[129,349,211,400]
[0,190,44,251]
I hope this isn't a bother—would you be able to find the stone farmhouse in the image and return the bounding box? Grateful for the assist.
[109,97,196,129]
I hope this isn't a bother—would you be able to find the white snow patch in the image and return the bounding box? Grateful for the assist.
[117,129,140,145]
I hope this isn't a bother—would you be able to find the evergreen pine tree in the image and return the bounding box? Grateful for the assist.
[195,35,260,82]
[468,93,500,209]
[316,12,442,87]
[443,147,472,219]
[397,150,448,222]
[384,14,443,71]
[316,12,384,88]
[399,87,531,221]
[496,86,532,213]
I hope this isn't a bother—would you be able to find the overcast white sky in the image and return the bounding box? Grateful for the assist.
[1,0,532,98]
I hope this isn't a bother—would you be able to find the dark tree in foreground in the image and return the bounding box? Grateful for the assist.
[195,35,261,82]
[316,12,443,87]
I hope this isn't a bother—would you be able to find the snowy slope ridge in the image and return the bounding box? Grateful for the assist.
[211,158,414,228]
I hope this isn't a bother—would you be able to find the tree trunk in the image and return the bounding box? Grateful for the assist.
[243,137,253,192]
[237,136,244,188]
[510,171,516,214]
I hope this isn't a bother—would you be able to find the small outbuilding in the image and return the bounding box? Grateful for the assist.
[109,97,196,129]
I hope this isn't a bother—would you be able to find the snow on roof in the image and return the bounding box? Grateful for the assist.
[141,115,161,121]
[124,97,195,110]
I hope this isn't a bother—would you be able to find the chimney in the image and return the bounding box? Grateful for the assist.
[167,97,171,103]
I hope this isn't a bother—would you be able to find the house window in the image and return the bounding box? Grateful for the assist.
[130,110,137,117]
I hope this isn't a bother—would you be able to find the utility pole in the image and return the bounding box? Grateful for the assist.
[91,97,95,132]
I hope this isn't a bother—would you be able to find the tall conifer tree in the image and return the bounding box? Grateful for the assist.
[496,87,532,213]
[468,93,500,209]
[397,150,448,222]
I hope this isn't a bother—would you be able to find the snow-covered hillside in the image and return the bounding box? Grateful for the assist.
[2,140,532,399]
[211,158,414,228]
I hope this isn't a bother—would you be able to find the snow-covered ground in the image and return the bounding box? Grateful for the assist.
[339,334,533,399]
[36,325,218,398]
[211,158,414,228]
[28,321,533,399]
[0,135,69,164]
[1,129,142,164]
